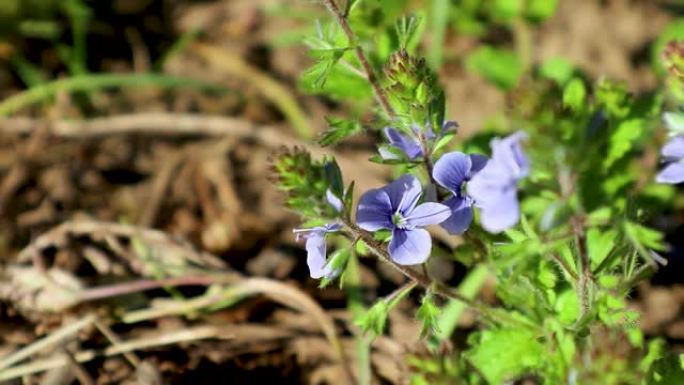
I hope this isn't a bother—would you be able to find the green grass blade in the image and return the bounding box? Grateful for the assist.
[432,264,489,344]
[428,0,450,69]
[0,73,227,117]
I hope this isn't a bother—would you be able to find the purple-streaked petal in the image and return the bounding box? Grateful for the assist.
[490,131,530,179]
[305,232,332,279]
[385,127,423,160]
[468,154,489,175]
[661,136,684,159]
[389,228,432,265]
[656,162,684,184]
[356,188,393,231]
[433,152,472,193]
[478,190,520,233]
[405,202,451,227]
[385,174,422,215]
[326,189,344,213]
[440,196,474,234]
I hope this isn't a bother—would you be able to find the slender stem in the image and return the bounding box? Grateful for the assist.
[321,0,396,119]
[343,219,537,330]
[572,216,593,319]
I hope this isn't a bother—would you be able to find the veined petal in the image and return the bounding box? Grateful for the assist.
[389,228,432,265]
[385,174,422,215]
[656,162,684,184]
[468,154,488,176]
[305,232,332,279]
[356,188,393,231]
[405,202,451,227]
[385,127,423,160]
[440,196,474,234]
[433,152,472,193]
[661,136,684,159]
[478,190,520,233]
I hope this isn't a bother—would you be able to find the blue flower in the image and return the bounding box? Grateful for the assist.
[294,223,342,279]
[356,174,451,265]
[432,152,488,234]
[467,131,529,233]
[379,121,458,161]
[656,135,684,184]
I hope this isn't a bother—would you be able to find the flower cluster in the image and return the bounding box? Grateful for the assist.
[296,131,530,278]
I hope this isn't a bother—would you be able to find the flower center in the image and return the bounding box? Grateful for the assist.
[392,212,408,229]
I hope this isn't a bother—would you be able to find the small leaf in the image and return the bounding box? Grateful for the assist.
[526,0,559,22]
[539,57,574,85]
[562,77,586,112]
[356,300,389,335]
[319,117,363,147]
[604,119,644,169]
[416,293,440,338]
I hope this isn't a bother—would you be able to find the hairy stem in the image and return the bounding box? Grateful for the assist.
[321,0,396,119]
[572,216,593,319]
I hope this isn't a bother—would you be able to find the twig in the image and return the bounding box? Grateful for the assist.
[320,0,395,119]
[0,314,97,370]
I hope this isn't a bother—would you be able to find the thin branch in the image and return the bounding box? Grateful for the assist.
[321,0,396,119]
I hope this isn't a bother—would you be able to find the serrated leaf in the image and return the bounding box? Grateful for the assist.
[416,293,440,337]
[465,328,545,384]
[319,117,363,147]
[604,119,644,169]
[356,300,389,335]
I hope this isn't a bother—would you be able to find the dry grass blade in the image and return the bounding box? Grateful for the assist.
[0,325,235,381]
[0,314,97,371]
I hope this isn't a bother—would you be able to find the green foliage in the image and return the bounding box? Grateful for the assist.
[465,328,546,384]
[272,149,344,219]
[466,46,522,90]
[416,293,440,337]
[319,117,364,147]
[562,77,586,112]
[647,354,684,385]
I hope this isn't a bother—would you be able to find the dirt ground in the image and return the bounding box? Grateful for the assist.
[0,0,682,384]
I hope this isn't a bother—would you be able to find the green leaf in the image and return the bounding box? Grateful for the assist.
[586,228,618,269]
[355,300,389,336]
[319,117,363,147]
[526,0,559,22]
[489,0,523,23]
[562,77,586,112]
[466,46,522,90]
[647,353,684,385]
[395,14,422,49]
[604,119,644,169]
[416,293,440,338]
[663,111,684,136]
[301,47,349,89]
[465,328,545,384]
[539,57,574,85]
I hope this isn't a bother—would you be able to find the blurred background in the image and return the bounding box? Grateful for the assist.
[0,0,682,384]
